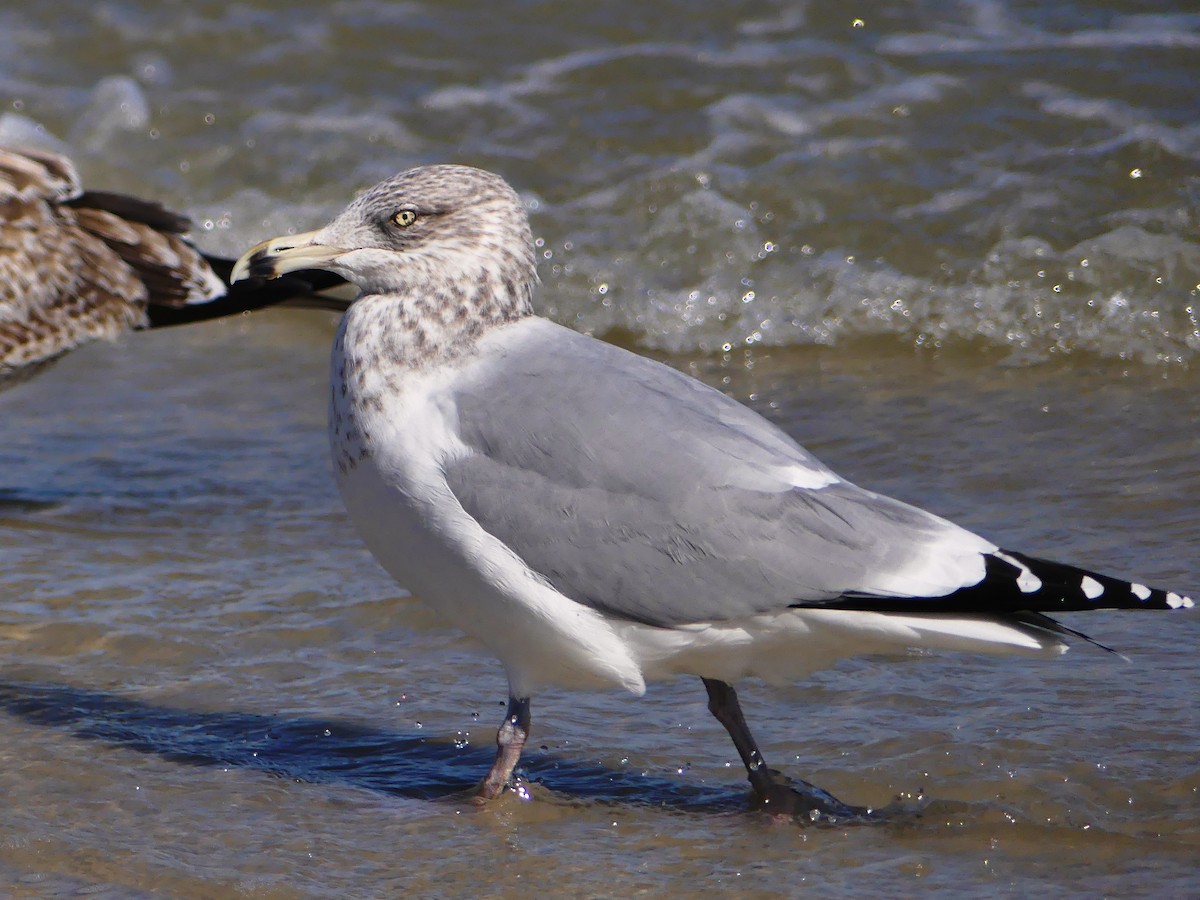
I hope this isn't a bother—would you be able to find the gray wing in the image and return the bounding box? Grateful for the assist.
[445,319,991,627]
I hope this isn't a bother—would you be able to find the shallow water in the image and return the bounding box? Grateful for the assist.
[1,1,1198,896]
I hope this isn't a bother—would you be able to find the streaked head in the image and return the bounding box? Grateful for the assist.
[231,165,536,311]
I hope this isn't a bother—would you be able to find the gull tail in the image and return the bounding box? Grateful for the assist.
[1008,611,1127,659]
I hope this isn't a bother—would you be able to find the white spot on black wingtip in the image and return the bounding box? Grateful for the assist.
[1130,583,1151,601]
[994,551,1043,593]
[1079,575,1104,600]
[1017,571,1042,593]
[1166,592,1194,609]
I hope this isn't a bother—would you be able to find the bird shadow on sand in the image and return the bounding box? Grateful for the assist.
[0,677,907,823]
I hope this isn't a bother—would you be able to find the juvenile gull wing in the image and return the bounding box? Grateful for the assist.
[0,146,165,377]
[444,318,995,627]
[0,145,349,385]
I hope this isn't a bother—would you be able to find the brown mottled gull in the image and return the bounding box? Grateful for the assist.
[232,164,1194,818]
[0,145,346,385]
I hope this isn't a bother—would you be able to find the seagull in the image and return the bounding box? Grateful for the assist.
[0,145,346,387]
[232,164,1195,816]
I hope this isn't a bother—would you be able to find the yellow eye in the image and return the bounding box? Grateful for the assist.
[394,209,417,227]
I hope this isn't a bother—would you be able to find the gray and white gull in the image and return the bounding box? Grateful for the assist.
[232,165,1194,816]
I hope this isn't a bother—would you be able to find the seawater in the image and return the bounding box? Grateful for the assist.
[0,1,1197,896]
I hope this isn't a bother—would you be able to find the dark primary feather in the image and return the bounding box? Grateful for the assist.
[810,549,1188,613]
[147,258,348,328]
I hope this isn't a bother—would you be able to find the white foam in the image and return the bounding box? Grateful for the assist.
[0,113,72,155]
[71,76,149,153]
[539,206,1200,365]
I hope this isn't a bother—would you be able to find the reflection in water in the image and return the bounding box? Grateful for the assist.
[0,677,778,813]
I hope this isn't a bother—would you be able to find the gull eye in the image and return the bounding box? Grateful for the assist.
[393,209,417,227]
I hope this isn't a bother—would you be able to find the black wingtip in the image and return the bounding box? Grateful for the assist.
[990,549,1195,614]
[797,549,1194,617]
[144,256,350,328]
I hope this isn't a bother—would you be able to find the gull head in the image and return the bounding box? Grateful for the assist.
[231,165,537,311]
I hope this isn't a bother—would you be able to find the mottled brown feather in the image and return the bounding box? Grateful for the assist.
[0,146,351,387]
[0,145,223,381]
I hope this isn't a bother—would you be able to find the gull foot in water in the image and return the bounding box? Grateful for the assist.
[751,773,872,822]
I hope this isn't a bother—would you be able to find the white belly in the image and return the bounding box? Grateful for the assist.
[332,364,647,698]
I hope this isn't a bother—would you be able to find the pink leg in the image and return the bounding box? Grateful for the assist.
[475,695,530,801]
